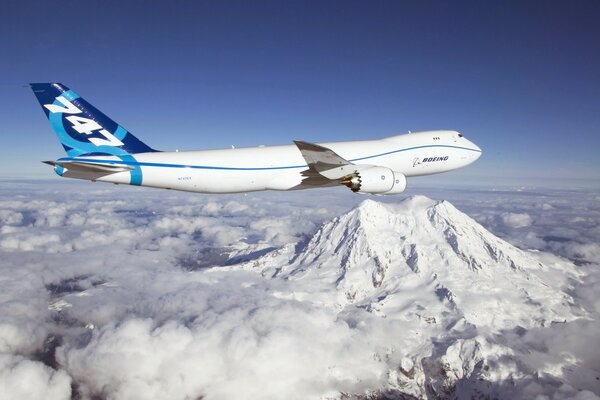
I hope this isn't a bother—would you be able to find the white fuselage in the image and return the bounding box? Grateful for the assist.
[57,130,481,193]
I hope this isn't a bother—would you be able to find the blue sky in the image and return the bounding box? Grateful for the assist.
[1,1,599,186]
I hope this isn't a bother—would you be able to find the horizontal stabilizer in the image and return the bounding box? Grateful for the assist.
[43,160,133,173]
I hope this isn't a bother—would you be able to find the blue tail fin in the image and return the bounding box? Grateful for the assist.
[30,83,158,156]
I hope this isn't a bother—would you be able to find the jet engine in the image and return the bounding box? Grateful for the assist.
[340,166,407,195]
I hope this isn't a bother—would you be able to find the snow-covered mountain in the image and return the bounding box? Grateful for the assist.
[232,196,582,398]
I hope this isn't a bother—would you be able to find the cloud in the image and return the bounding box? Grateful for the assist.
[57,305,385,400]
[541,203,555,210]
[0,210,23,225]
[561,242,600,264]
[0,354,71,400]
[0,180,598,399]
[502,212,533,228]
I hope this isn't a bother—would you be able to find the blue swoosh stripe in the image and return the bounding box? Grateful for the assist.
[350,144,480,161]
[59,144,481,171]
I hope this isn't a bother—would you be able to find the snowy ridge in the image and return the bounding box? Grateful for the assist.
[232,196,583,398]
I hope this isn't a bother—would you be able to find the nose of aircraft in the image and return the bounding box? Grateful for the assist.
[466,139,482,161]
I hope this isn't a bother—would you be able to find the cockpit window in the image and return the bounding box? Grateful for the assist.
[458,134,463,137]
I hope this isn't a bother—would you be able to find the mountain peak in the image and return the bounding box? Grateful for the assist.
[242,197,576,332]
[229,197,580,398]
[357,195,439,213]
[355,196,461,223]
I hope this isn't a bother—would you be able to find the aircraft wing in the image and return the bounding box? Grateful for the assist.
[43,160,133,173]
[293,140,355,180]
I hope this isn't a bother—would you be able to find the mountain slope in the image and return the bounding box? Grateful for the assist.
[243,196,576,329]
[232,196,583,398]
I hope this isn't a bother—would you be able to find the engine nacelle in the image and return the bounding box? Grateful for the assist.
[340,166,407,195]
[382,171,407,194]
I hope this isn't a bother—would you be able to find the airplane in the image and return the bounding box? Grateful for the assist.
[31,83,482,195]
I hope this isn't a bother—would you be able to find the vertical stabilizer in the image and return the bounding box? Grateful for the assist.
[30,83,158,156]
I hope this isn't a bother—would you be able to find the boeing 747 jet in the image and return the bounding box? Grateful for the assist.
[31,83,481,195]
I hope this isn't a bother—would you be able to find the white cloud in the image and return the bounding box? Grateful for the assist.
[201,201,222,214]
[0,233,63,252]
[502,212,533,228]
[0,180,598,399]
[223,201,249,214]
[541,203,554,210]
[0,354,71,400]
[57,305,385,400]
[562,242,600,264]
[0,210,23,226]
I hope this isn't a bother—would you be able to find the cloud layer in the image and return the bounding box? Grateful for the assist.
[0,180,598,399]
